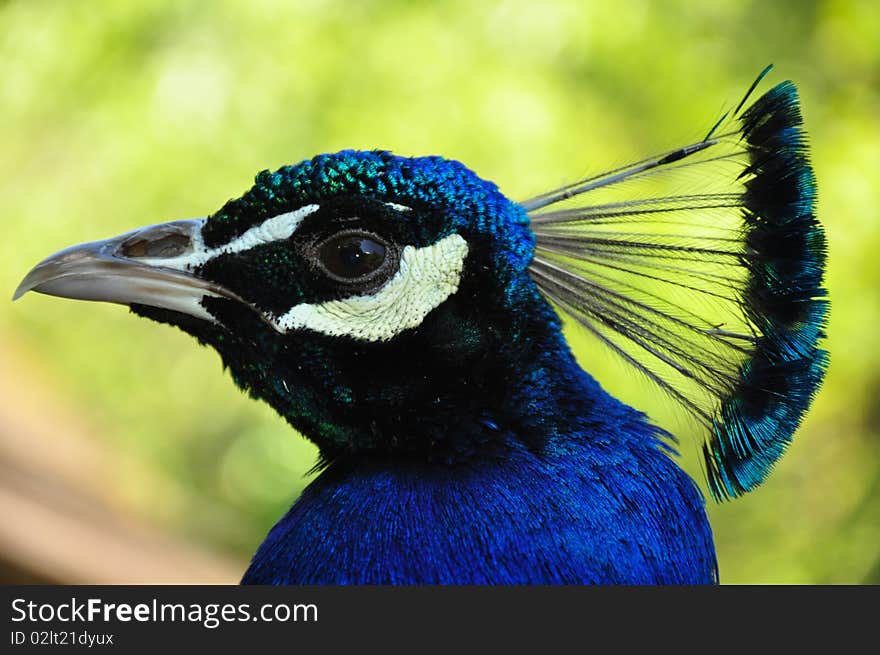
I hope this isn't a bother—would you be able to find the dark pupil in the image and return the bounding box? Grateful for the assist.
[320,235,386,279]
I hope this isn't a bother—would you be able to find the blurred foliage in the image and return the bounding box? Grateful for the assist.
[1,0,878,583]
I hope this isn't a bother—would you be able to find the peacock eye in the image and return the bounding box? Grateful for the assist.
[316,230,392,282]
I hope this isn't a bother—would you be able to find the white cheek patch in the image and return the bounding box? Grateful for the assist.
[274,233,469,341]
[141,204,320,271]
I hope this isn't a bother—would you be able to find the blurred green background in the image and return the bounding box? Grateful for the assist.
[1,0,877,583]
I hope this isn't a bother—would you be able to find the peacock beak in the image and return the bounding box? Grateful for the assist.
[13,219,244,323]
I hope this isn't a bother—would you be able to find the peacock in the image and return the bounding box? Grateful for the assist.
[14,67,827,584]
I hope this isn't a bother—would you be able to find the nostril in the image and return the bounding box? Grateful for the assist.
[121,232,192,259]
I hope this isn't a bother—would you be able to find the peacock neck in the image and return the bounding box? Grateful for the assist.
[241,396,715,584]
[241,312,718,585]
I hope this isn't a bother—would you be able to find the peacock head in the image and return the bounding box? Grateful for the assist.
[13,150,560,462]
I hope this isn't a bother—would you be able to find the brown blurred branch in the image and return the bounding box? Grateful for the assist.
[0,339,245,584]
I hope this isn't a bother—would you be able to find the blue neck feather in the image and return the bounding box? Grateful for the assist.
[242,333,717,584]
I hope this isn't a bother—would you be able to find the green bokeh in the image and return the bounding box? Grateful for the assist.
[1,0,877,583]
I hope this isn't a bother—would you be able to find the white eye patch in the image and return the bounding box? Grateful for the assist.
[139,204,321,271]
[273,233,469,341]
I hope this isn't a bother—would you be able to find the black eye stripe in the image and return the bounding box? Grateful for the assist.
[287,196,442,249]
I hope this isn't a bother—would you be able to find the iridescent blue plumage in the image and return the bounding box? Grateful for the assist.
[242,352,718,584]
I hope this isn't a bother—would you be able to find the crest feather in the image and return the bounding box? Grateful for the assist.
[525,68,828,500]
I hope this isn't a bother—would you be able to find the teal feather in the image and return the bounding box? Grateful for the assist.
[706,81,828,499]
